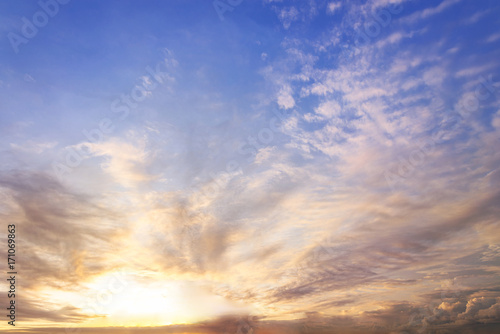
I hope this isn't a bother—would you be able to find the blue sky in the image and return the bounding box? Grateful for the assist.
[1,0,500,332]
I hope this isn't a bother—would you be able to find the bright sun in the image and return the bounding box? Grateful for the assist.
[80,272,189,326]
[108,282,177,326]
[79,271,251,327]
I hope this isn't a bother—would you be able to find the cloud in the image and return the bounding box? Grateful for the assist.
[10,140,57,154]
[485,32,500,43]
[255,146,277,164]
[464,9,490,25]
[277,84,296,109]
[0,171,125,290]
[403,0,462,24]
[0,293,94,323]
[327,2,342,14]
[460,297,498,319]
[24,73,36,83]
[455,63,497,78]
[278,6,299,29]
[2,0,499,330]
[75,135,156,188]
[316,100,342,118]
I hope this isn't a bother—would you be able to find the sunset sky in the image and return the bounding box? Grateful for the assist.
[1,0,500,333]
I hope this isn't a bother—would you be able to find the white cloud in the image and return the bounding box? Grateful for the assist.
[455,63,497,78]
[278,6,299,29]
[10,140,57,154]
[485,32,500,43]
[24,74,36,83]
[277,84,296,109]
[327,2,342,14]
[463,9,490,24]
[420,0,461,18]
[316,100,342,119]
[255,146,277,164]
[422,66,447,87]
[375,32,404,49]
[403,0,461,24]
[79,136,154,188]
[492,110,500,130]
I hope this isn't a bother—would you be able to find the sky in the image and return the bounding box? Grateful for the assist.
[0,0,500,333]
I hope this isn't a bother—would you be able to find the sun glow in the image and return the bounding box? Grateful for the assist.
[78,272,188,326]
[78,272,252,327]
[106,282,177,326]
